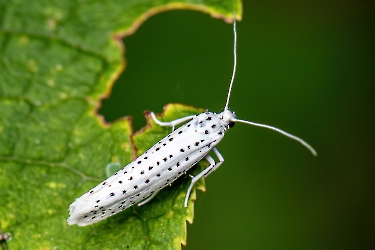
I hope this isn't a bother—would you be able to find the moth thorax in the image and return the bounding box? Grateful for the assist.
[194,112,223,134]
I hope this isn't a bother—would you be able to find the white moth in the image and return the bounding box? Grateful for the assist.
[67,14,316,226]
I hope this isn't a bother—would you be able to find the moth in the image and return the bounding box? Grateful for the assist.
[68,13,316,226]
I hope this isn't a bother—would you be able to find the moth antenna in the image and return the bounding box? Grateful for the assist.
[234,118,317,156]
[224,11,237,110]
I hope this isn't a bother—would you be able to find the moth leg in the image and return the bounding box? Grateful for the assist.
[137,190,160,207]
[204,147,224,178]
[151,112,195,131]
[184,155,216,207]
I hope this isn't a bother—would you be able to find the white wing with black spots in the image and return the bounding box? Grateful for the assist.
[68,112,228,226]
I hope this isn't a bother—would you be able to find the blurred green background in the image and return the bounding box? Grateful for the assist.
[100,1,374,249]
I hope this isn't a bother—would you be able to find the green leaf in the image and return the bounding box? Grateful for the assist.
[0,1,241,249]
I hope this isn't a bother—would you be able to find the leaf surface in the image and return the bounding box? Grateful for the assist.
[0,0,241,249]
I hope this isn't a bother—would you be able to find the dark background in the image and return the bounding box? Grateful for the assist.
[100,1,375,249]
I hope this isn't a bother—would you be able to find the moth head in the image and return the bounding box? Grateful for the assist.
[220,109,236,129]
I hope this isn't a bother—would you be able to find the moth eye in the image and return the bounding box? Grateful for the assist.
[228,121,235,128]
